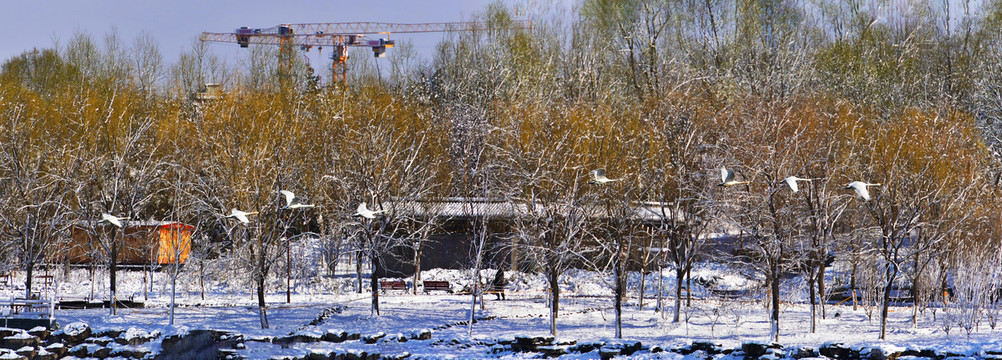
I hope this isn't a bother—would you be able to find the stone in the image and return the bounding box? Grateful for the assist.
[43,343,65,357]
[33,348,58,360]
[305,350,331,360]
[362,332,386,344]
[900,349,937,359]
[0,335,39,350]
[538,345,568,358]
[679,341,720,355]
[55,322,91,344]
[26,327,49,341]
[820,343,858,360]
[110,347,150,359]
[0,349,26,360]
[322,330,347,343]
[511,336,555,352]
[118,327,158,346]
[790,346,819,359]
[410,329,432,341]
[88,336,114,346]
[742,342,769,359]
[93,329,124,339]
[569,342,603,354]
[865,347,887,360]
[158,329,239,360]
[13,346,35,359]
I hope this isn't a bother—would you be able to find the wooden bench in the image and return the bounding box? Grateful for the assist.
[423,280,452,293]
[379,280,408,293]
[5,298,53,319]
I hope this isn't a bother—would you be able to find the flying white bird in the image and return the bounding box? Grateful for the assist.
[844,181,881,201]
[353,202,388,219]
[280,190,315,210]
[225,208,258,224]
[99,213,129,228]
[589,168,619,185]
[781,176,813,193]
[718,167,750,187]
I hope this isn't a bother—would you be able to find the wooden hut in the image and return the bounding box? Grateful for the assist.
[63,221,193,265]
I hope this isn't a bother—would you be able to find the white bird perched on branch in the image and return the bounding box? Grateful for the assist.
[280,190,315,210]
[99,213,129,228]
[844,181,881,201]
[225,208,258,224]
[589,168,619,185]
[353,202,388,219]
[781,176,814,193]
[718,167,750,187]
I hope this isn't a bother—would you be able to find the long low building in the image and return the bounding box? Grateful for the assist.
[372,198,687,277]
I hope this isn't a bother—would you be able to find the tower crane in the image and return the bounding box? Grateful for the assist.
[200,21,531,84]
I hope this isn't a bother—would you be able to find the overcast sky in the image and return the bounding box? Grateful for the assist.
[1,0,501,70]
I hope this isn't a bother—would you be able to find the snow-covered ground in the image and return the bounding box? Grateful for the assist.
[2,263,1001,359]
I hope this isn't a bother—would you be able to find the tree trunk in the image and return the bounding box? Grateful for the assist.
[370,253,380,317]
[110,236,118,315]
[170,269,177,325]
[143,264,148,301]
[257,274,269,329]
[673,266,684,322]
[911,273,920,328]
[200,261,205,301]
[656,262,663,313]
[25,263,34,299]
[614,257,624,339]
[851,261,858,310]
[89,263,95,300]
[549,269,559,336]
[468,269,479,336]
[818,261,827,318]
[356,251,364,293]
[770,264,780,342]
[809,267,817,333]
[287,238,292,304]
[685,265,692,307]
[413,242,423,295]
[638,268,646,310]
[879,262,898,340]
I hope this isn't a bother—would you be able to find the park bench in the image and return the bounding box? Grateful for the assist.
[379,280,408,293]
[423,280,452,293]
[1,297,56,330]
[0,272,10,288]
[6,298,52,318]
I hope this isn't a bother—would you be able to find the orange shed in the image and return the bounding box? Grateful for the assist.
[64,221,194,265]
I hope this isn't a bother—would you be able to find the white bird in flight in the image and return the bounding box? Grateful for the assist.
[589,169,619,185]
[353,202,388,219]
[718,167,750,187]
[99,213,129,228]
[844,181,881,201]
[225,208,258,224]
[280,190,315,210]
[781,176,813,193]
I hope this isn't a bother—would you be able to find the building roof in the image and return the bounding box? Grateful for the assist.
[70,220,194,230]
[379,198,687,222]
